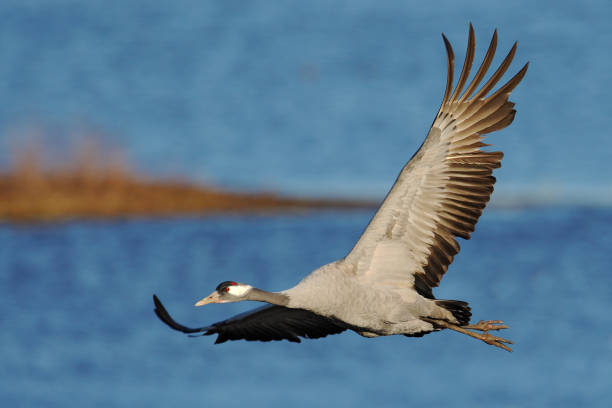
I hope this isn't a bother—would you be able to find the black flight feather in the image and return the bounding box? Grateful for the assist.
[153,294,346,344]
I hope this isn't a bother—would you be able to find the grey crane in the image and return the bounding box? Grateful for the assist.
[153,24,528,352]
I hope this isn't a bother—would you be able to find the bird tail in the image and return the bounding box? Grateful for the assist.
[435,300,471,326]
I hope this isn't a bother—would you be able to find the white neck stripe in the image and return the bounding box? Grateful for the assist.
[228,285,251,296]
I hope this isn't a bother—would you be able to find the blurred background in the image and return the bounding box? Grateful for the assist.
[1,0,611,407]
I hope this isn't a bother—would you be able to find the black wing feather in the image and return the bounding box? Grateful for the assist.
[153,295,346,344]
[153,294,204,333]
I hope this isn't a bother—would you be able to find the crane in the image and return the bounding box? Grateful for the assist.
[153,24,528,352]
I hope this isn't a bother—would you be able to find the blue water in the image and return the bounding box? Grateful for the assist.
[1,1,612,407]
[2,208,612,407]
[0,0,610,199]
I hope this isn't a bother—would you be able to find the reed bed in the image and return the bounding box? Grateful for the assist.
[0,143,372,222]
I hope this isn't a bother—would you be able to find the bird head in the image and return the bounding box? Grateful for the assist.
[194,281,253,306]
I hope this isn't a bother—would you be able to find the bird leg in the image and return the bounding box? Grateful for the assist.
[423,318,513,352]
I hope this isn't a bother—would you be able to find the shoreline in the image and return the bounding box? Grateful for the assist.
[0,172,376,223]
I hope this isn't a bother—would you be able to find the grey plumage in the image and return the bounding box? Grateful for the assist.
[154,24,527,351]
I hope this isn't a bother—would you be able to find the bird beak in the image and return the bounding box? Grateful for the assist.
[194,291,220,307]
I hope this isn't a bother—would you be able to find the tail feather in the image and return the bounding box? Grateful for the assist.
[435,300,471,326]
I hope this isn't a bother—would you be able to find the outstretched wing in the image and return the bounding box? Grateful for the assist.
[344,25,528,298]
[153,295,346,344]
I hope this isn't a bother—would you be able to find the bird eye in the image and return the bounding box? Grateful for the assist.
[224,287,230,293]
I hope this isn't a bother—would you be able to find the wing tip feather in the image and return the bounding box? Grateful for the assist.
[441,33,455,105]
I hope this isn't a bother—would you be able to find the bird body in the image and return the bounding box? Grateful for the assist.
[283,260,453,337]
[154,24,528,351]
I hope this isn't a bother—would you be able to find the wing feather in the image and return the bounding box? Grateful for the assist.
[344,24,528,298]
[153,295,346,344]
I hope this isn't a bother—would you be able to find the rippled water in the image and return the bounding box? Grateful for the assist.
[2,207,612,407]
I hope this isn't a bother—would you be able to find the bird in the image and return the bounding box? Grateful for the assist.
[153,24,528,352]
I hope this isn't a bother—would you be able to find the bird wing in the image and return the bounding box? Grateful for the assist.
[153,295,346,344]
[343,25,528,298]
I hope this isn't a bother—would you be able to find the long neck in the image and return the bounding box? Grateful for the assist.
[246,288,290,306]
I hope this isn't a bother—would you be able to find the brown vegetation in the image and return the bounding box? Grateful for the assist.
[0,142,373,222]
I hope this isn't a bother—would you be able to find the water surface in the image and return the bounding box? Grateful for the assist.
[2,207,611,407]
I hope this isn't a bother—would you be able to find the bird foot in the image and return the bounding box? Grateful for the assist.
[424,317,514,352]
[464,320,508,332]
[462,320,512,352]
[476,331,514,352]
